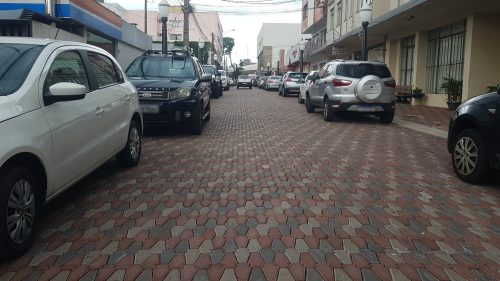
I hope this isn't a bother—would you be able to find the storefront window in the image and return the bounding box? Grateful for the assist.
[400,36,415,86]
[87,31,115,56]
[426,20,466,93]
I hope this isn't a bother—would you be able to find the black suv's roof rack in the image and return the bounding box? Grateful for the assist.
[143,49,191,57]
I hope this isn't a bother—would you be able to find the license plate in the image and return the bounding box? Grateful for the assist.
[140,104,159,114]
[356,105,378,112]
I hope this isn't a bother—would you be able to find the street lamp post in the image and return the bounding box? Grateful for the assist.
[359,0,373,61]
[266,62,270,76]
[198,41,205,63]
[299,40,306,72]
[158,0,170,52]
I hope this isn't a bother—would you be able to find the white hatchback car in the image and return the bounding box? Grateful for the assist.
[0,38,143,259]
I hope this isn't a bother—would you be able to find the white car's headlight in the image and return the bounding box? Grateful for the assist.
[170,88,191,99]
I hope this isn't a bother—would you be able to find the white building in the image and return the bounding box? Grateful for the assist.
[257,23,308,74]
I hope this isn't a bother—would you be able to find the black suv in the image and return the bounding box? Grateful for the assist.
[126,50,212,135]
[202,65,223,98]
[447,88,500,183]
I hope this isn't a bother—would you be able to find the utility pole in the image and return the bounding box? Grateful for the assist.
[211,32,214,64]
[144,0,147,34]
[183,0,189,48]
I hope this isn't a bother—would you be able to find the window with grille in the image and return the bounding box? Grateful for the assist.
[399,36,415,86]
[426,20,466,93]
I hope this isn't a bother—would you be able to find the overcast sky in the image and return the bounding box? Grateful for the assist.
[110,0,301,63]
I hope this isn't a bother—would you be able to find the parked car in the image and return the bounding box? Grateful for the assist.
[218,70,229,91]
[298,71,318,104]
[127,49,212,135]
[258,76,268,88]
[279,71,307,97]
[202,65,223,98]
[0,38,143,260]
[249,74,257,86]
[305,60,396,123]
[237,75,252,89]
[447,89,500,183]
[265,76,282,91]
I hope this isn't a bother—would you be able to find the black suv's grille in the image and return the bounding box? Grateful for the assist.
[138,91,169,100]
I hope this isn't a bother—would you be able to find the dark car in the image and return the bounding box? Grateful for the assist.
[447,89,500,183]
[202,65,223,98]
[126,49,212,135]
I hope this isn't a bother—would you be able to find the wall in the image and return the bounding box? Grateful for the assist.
[116,41,143,69]
[31,21,85,42]
[121,20,152,51]
[462,13,500,100]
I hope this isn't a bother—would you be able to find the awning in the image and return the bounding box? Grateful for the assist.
[0,9,59,25]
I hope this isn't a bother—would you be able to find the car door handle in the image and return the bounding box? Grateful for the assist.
[95,108,104,115]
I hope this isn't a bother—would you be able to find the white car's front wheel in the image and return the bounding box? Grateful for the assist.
[0,166,39,261]
[117,121,142,167]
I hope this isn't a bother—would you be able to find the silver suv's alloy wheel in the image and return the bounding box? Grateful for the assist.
[7,179,35,244]
[453,136,478,176]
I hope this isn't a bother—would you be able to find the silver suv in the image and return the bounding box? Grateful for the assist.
[305,60,396,123]
[279,71,307,97]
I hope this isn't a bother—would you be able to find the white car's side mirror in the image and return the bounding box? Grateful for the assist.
[49,82,87,97]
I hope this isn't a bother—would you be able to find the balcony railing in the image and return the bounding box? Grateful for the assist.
[304,33,326,59]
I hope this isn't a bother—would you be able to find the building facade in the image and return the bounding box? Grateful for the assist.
[110,6,223,61]
[321,0,500,108]
[300,0,329,72]
[257,23,304,75]
[0,0,152,68]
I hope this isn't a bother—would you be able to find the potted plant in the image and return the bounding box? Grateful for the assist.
[412,86,425,99]
[441,77,462,110]
[486,84,499,93]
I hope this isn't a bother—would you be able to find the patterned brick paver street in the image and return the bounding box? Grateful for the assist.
[1,88,499,281]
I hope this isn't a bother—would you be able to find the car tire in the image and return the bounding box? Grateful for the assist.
[205,101,211,121]
[117,121,142,167]
[305,95,315,113]
[283,88,288,97]
[379,111,394,124]
[323,99,334,121]
[190,103,203,135]
[0,166,39,261]
[452,129,491,184]
[249,86,252,89]
[298,94,304,104]
[237,85,240,89]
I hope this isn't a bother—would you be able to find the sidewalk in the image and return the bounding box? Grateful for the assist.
[395,103,453,132]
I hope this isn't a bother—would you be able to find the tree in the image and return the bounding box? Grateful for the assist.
[223,37,235,55]
[223,37,236,73]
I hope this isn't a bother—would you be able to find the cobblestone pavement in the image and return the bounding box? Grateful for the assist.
[1,88,499,281]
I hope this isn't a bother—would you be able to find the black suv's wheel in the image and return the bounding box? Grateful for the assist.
[305,95,315,113]
[205,101,211,121]
[452,129,490,183]
[323,99,334,121]
[117,121,142,167]
[379,111,395,124]
[0,166,39,261]
[190,103,203,135]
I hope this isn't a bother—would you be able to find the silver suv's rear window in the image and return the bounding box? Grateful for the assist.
[338,64,392,79]
[288,73,307,79]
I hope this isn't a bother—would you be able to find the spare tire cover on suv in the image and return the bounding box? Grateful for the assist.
[356,75,383,103]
